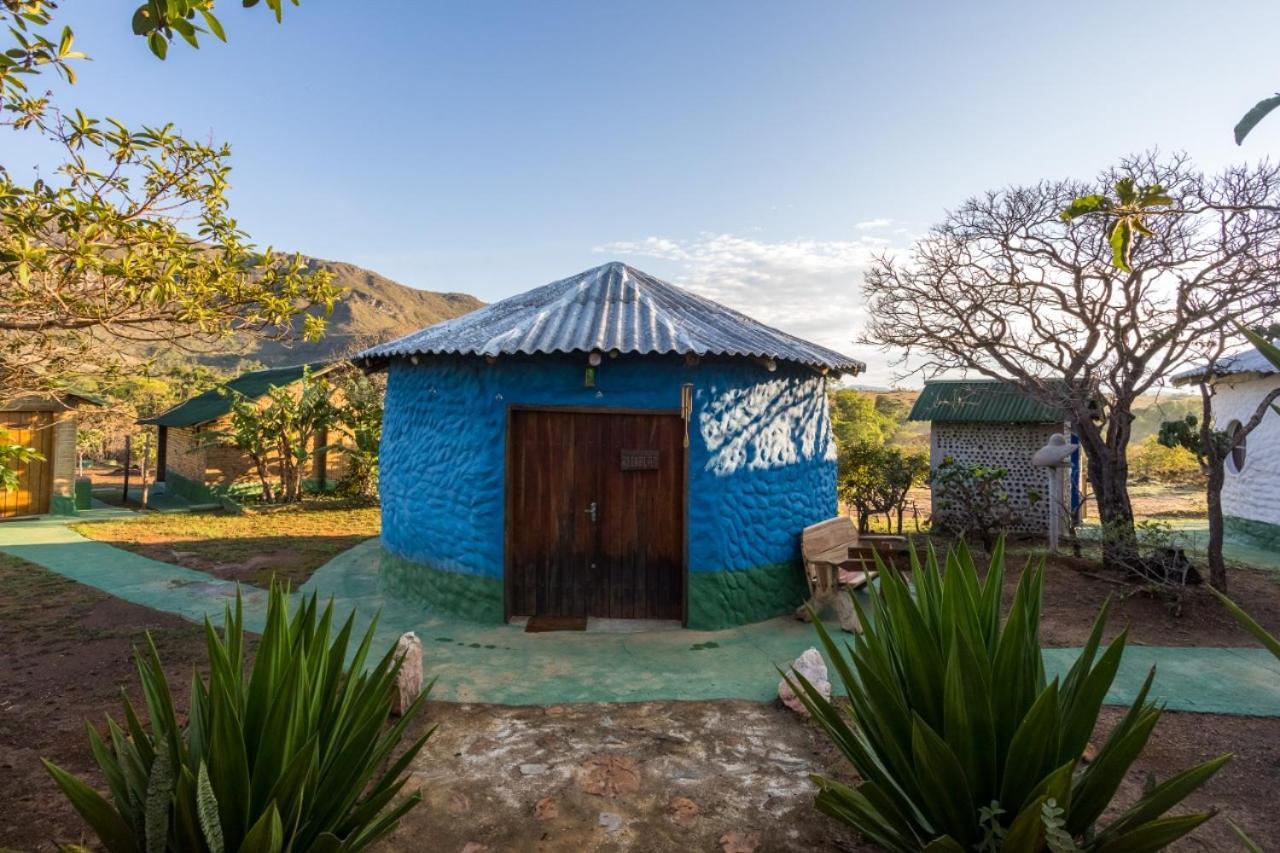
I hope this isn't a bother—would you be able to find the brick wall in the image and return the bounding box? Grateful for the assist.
[165,426,208,484]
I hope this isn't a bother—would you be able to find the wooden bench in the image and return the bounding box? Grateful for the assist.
[796,517,879,633]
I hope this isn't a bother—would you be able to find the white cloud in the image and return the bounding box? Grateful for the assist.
[855,218,894,230]
[593,230,909,386]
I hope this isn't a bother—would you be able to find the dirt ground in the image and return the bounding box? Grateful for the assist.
[70,500,379,587]
[1004,552,1280,648]
[3,550,1279,852]
[0,553,214,852]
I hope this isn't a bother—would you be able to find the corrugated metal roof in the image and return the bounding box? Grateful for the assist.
[139,361,338,427]
[1173,347,1278,385]
[907,379,1065,423]
[356,262,864,373]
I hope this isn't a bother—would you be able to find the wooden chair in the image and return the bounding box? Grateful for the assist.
[796,516,878,633]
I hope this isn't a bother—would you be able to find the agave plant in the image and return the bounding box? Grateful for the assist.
[786,539,1230,852]
[43,586,432,852]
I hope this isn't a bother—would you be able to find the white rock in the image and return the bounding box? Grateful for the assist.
[519,763,549,776]
[778,647,830,716]
[392,631,423,717]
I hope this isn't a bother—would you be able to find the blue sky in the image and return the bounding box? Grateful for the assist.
[11,2,1280,384]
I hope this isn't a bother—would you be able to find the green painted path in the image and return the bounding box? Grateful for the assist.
[3,515,1279,714]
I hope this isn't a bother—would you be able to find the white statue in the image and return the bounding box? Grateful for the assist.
[1031,433,1075,553]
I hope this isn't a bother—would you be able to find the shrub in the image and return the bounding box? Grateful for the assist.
[930,457,1018,549]
[43,586,431,852]
[335,371,384,501]
[786,540,1228,852]
[1129,435,1203,485]
[839,442,930,534]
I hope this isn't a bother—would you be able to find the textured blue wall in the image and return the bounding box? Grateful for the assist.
[378,352,837,625]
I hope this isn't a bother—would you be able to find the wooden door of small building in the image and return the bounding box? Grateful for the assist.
[506,409,684,621]
[0,411,54,518]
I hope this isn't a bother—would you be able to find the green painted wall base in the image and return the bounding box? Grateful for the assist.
[50,494,77,516]
[379,549,505,623]
[164,469,219,504]
[74,478,93,510]
[1225,515,1280,550]
[377,550,807,630]
[687,562,808,630]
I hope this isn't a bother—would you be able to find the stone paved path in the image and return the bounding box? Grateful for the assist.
[2,515,1279,713]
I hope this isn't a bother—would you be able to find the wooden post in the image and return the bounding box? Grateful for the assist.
[139,429,152,509]
[122,434,131,505]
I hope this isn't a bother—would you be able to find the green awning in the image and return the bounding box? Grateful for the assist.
[139,361,338,428]
[907,379,1064,423]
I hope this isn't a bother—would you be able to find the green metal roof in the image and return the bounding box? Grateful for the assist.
[907,379,1064,423]
[139,361,337,428]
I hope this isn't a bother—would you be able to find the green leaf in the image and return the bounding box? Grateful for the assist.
[132,6,155,35]
[147,31,167,59]
[200,9,227,41]
[237,805,283,853]
[1095,753,1229,843]
[1208,585,1280,661]
[1228,818,1265,853]
[1240,322,1280,374]
[1059,194,1110,222]
[1114,177,1137,205]
[41,760,141,853]
[1234,93,1280,144]
[1093,812,1216,853]
[1109,218,1133,272]
[911,715,977,846]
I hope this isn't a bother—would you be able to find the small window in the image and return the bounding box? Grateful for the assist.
[1226,420,1247,474]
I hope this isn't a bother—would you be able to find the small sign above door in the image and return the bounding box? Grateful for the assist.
[620,449,660,471]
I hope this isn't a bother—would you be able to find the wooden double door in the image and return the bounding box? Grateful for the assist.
[506,409,685,621]
[0,412,54,518]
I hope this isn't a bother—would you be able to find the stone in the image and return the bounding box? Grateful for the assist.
[777,647,830,716]
[577,754,641,797]
[720,830,762,852]
[460,844,488,853]
[391,631,423,717]
[667,795,700,827]
[598,812,624,834]
[534,797,559,822]
[519,763,549,777]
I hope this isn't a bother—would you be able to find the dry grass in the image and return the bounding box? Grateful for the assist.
[71,500,380,588]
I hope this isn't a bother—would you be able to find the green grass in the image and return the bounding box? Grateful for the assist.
[71,500,380,588]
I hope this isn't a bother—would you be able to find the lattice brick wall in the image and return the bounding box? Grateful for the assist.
[929,421,1067,534]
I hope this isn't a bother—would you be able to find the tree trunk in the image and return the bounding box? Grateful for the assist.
[1077,425,1138,570]
[1205,460,1227,591]
[253,454,274,503]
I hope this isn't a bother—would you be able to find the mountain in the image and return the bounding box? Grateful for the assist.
[192,256,485,369]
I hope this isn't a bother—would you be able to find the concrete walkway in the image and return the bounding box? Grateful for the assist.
[2,515,1279,713]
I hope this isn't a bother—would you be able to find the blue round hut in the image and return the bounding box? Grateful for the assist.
[358,262,864,629]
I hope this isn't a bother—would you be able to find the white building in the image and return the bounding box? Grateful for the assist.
[1175,349,1280,547]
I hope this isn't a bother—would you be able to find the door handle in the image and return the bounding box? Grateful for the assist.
[585,501,597,523]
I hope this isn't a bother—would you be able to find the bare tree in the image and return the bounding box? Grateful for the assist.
[863,153,1280,569]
